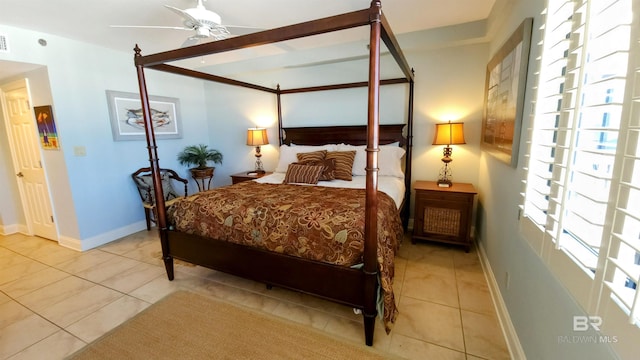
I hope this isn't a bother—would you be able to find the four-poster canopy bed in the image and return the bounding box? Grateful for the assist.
[133,0,415,345]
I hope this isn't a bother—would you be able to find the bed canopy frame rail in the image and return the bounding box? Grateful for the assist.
[133,0,414,346]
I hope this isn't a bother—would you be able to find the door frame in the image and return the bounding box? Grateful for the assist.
[0,78,58,240]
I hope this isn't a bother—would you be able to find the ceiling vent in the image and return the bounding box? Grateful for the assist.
[0,34,8,52]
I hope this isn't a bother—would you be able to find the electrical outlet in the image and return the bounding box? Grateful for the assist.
[505,272,511,290]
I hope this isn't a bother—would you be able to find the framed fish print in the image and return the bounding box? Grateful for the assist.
[106,90,182,141]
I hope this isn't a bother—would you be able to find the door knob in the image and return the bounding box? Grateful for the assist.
[16,172,24,178]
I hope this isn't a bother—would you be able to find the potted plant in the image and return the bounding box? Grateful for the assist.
[177,144,223,190]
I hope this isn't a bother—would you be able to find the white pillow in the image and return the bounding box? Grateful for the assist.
[379,145,405,178]
[275,144,338,173]
[337,143,404,177]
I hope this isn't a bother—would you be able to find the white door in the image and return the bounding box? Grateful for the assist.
[1,79,57,241]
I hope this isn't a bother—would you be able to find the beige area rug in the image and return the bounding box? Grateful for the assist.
[70,291,393,360]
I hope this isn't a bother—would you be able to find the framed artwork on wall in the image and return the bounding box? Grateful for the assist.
[480,17,533,167]
[106,90,182,141]
[34,105,60,150]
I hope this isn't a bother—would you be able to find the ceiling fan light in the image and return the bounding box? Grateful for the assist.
[195,26,211,37]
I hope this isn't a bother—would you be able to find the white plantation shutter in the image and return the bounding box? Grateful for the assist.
[523,0,574,238]
[559,0,631,270]
[523,0,640,329]
[600,19,640,325]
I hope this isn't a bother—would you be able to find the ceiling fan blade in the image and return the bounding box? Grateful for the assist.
[164,5,200,28]
[224,26,263,36]
[181,37,201,48]
[110,25,192,31]
[225,25,264,30]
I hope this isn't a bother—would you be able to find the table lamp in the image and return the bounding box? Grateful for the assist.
[246,128,269,173]
[432,121,466,187]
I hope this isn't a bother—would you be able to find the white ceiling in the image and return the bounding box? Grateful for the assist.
[0,0,495,78]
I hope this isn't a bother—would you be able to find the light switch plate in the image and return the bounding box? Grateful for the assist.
[73,146,86,157]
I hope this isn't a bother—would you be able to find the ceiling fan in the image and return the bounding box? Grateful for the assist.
[111,0,258,47]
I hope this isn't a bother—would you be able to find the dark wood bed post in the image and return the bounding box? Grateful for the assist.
[403,70,415,228]
[134,45,174,280]
[276,84,283,145]
[363,0,382,346]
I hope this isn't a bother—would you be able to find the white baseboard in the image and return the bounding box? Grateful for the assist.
[81,221,148,251]
[1,221,147,252]
[59,221,148,251]
[57,235,83,251]
[0,224,18,235]
[0,223,28,236]
[476,240,527,360]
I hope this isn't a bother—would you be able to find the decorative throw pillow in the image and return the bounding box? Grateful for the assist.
[296,150,327,163]
[296,158,336,181]
[283,164,325,184]
[275,144,337,173]
[338,144,366,176]
[325,151,356,181]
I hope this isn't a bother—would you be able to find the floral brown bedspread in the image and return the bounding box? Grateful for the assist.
[166,181,403,332]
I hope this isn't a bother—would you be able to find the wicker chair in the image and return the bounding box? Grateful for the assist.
[131,167,188,230]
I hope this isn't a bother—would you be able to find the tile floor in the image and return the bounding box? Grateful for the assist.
[0,230,510,359]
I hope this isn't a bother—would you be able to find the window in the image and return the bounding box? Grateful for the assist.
[522,0,639,332]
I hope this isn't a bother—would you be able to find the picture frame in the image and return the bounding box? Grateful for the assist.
[34,105,60,150]
[481,18,533,167]
[106,90,182,141]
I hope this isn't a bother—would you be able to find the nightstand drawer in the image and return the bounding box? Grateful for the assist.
[416,190,473,203]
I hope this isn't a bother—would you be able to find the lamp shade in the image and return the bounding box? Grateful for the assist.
[432,122,466,145]
[246,128,269,146]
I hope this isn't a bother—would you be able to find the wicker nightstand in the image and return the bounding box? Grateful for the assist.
[230,171,272,184]
[412,181,477,252]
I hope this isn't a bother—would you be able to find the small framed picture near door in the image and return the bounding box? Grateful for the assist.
[34,105,60,150]
[106,90,182,141]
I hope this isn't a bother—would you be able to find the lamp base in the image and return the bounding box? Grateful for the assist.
[437,162,453,187]
[254,154,265,174]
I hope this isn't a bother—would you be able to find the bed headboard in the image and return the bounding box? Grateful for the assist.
[281,125,406,147]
